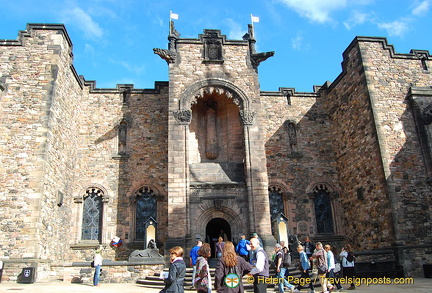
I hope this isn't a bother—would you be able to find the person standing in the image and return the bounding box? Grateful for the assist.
[190,240,203,288]
[274,243,296,293]
[214,241,252,293]
[216,237,225,259]
[163,246,186,293]
[324,244,340,292]
[303,237,315,260]
[235,235,250,262]
[93,245,103,287]
[195,243,212,293]
[310,242,329,293]
[249,233,262,264]
[249,237,269,293]
[296,245,315,293]
[340,244,356,290]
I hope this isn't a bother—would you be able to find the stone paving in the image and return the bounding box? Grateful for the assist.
[0,278,431,293]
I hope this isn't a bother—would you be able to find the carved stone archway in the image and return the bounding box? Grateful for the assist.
[174,78,255,126]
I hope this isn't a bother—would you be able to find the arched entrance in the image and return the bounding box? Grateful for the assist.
[206,218,231,258]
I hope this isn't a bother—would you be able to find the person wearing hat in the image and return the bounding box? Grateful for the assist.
[274,243,296,293]
[249,233,263,264]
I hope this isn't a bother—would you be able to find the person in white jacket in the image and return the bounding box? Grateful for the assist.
[93,245,103,286]
[325,244,342,292]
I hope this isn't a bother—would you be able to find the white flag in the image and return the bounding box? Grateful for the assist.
[170,11,179,20]
[251,15,260,23]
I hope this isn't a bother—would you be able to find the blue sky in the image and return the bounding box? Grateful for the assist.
[0,0,431,92]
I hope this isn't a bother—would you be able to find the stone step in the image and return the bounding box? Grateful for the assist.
[137,265,321,292]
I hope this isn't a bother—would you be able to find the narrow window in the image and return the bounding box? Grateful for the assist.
[268,186,284,221]
[135,187,157,241]
[81,188,104,241]
[313,184,334,234]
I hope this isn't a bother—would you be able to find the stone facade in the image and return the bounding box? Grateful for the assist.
[0,23,431,282]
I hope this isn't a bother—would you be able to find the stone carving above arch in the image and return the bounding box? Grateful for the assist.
[173,109,192,124]
[74,183,110,203]
[239,110,255,125]
[178,78,251,113]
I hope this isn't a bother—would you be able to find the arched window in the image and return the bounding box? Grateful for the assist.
[313,184,334,234]
[268,186,284,220]
[81,188,104,241]
[135,187,157,241]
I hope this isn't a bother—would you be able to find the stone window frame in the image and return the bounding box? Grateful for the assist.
[268,185,287,220]
[130,185,160,244]
[268,185,292,237]
[73,184,109,247]
[133,186,158,243]
[309,183,337,235]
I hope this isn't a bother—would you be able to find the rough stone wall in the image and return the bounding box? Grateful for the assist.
[357,39,432,275]
[0,25,170,281]
[0,25,88,281]
[261,91,342,239]
[68,83,169,262]
[359,39,432,245]
[323,40,396,250]
[0,26,76,263]
[115,86,169,257]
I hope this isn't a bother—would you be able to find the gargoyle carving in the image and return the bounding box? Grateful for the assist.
[153,48,176,64]
[251,51,275,67]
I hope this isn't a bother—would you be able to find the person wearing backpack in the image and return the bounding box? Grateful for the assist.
[340,244,356,290]
[214,241,252,293]
[274,243,297,293]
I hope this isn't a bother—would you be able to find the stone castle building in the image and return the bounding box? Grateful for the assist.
[0,22,431,281]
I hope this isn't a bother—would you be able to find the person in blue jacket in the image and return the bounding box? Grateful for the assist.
[296,244,315,293]
[190,240,202,288]
[235,235,250,262]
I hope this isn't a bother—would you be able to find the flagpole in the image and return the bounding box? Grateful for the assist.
[169,10,172,35]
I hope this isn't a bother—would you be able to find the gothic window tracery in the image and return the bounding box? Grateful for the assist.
[81,188,104,241]
[268,186,285,220]
[135,187,157,241]
[313,184,334,234]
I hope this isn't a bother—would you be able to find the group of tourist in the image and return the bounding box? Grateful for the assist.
[297,239,357,293]
[160,233,267,293]
[91,235,356,293]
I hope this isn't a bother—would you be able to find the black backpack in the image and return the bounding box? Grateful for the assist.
[282,248,292,267]
[346,252,355,262]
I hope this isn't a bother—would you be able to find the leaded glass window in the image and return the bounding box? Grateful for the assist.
[314,185,334,234]
[268,186,284,221]
[81,188,103,241]
[135,187,157,241]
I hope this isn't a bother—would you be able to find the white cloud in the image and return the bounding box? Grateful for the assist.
[225,19,246,40]
[62,7,103,39]
[278,0,347,23]
[343,11,369,30]
[291,33,310,51]
[412,0,430,16]
[378,20,410,37]
[110,59,146,75]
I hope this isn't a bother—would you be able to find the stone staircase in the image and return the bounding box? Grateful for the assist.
[136,259,319,292]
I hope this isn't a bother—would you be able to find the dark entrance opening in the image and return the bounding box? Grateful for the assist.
[205,218,231,258]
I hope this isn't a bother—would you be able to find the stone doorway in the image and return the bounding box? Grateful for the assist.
[206,217,231,258]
